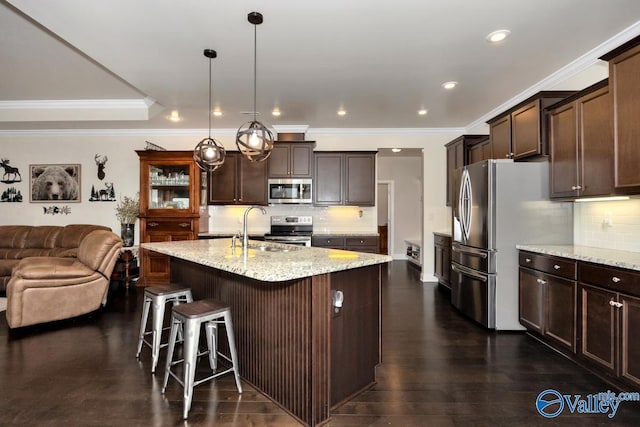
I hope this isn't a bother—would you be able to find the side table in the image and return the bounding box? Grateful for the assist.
[110,247,140,290]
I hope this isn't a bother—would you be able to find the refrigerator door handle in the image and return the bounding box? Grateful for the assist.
[452,245,488,258]
[458,168,472,242]
[452,263,488,282]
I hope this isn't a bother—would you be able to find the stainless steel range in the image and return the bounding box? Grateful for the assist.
[264,215,313,247]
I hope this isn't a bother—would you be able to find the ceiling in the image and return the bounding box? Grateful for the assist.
[1,0,640,133]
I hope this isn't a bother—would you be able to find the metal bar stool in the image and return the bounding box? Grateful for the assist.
[162,299,242,419]
[136,285,193,373]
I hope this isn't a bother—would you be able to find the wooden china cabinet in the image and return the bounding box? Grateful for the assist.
[137,150,201,286]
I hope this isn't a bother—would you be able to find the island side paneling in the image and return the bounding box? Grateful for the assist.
[170,257,330,426]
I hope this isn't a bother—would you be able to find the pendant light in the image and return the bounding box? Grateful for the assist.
[194,49,226,171]
[236,11,274,162]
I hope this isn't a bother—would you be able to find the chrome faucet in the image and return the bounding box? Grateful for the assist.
[242,206,266,251]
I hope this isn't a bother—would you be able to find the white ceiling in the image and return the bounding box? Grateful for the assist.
[1,0,640,132]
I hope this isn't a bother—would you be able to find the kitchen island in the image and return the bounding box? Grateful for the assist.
[142,239,391,426]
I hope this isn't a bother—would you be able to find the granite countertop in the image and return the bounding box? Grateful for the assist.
[433,230,452,237]
[312,232,378,236]
[142,239,392,282]
[516,244,640,271]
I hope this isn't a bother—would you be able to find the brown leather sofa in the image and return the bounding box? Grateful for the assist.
[6,229,122,328]
[0,224,111,295]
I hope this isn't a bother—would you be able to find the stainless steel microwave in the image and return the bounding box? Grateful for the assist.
[268,178,312,204]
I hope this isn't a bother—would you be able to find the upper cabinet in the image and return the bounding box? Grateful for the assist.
[444,135,489,207]
[602,37,640,193]
[137,150,200,216]
[268,142,315,178]
[313,152,376,207]
[547,80,614,199]
[487,91,575,161]
[207,152,268,205]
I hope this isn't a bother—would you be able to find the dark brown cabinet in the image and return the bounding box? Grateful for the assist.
[313,152,376,207]
[519,251,577,352]
[548,80,613,199]
[579,263,640,389]
[444,135,488,206]
[487,91,574,160]
[312,235,379,253]
[468,138,491,164]
[267,142,314,178]
[433,233,451,289]
[137,150,201,286]
[603,38,640,193]
[207,152,267,205]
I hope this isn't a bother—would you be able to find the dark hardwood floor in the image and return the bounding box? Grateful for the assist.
[1,261,639,426]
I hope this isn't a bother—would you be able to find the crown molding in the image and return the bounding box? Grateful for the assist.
[0,98,157,122]
[0,127,465,137]
[465,20,640,132]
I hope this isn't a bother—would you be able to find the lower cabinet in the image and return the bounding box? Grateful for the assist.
[433,234,451,288]
[578,263,640,389]
[518,251,577,352]
[312,235,379,253]
[519,250,640,390]
[140,217,198,286]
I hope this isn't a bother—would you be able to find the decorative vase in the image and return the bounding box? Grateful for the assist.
[120,223,135,247]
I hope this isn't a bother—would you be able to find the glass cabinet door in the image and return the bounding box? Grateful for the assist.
[148,163,191,210]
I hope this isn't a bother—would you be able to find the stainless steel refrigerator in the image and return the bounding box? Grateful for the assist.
[451,159,573,330]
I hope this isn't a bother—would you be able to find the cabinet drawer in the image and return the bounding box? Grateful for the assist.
[345,236,378,247]
[145,220,194,232]
[519,251,577,279]
[579,263,640,297]
[312,236,345,247]
[434,234,451,246]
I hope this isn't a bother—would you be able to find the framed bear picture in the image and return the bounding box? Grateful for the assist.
[30,164,81,202]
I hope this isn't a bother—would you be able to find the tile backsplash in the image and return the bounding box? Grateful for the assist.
[206,205,376,235]
[574,198,640,252]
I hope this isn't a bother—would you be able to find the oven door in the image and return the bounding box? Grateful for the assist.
[264,236,312,247]
[268,179,312,204]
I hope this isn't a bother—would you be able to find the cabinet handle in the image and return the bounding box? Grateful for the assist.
[609,300,623,308]
[149,222,159,227]
[505,154,510,158]
[553,264,561,270]
[179,223,189,228]
[536,278,546,285]
[360,240,364,243]
[525,258,531,263]
[612,276,621,283]
[571,185,583,190]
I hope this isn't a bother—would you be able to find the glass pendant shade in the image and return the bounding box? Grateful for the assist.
[236,120,274,162]
[194,137,225,171]
[236,11,273,162]
[194,48,226,171]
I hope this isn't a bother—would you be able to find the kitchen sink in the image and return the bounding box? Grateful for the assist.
[249,243,300,253]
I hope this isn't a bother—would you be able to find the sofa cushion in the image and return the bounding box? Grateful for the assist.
[0,226,31,249]
[57,224,111,248]
[0,259,18,277]
[77,230,122,273]
[24,226,61,249]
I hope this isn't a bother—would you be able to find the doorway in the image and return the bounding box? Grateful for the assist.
[377,181,393,255]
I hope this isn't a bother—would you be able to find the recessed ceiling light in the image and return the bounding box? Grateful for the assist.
[167,110,182,122]
[212,110,223,117]
[486,29,511,43]
[337,109,347,116]
[272,109,281,117]
[442,81,458,90]
[391,148,402,153]
[418,109,428,116]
